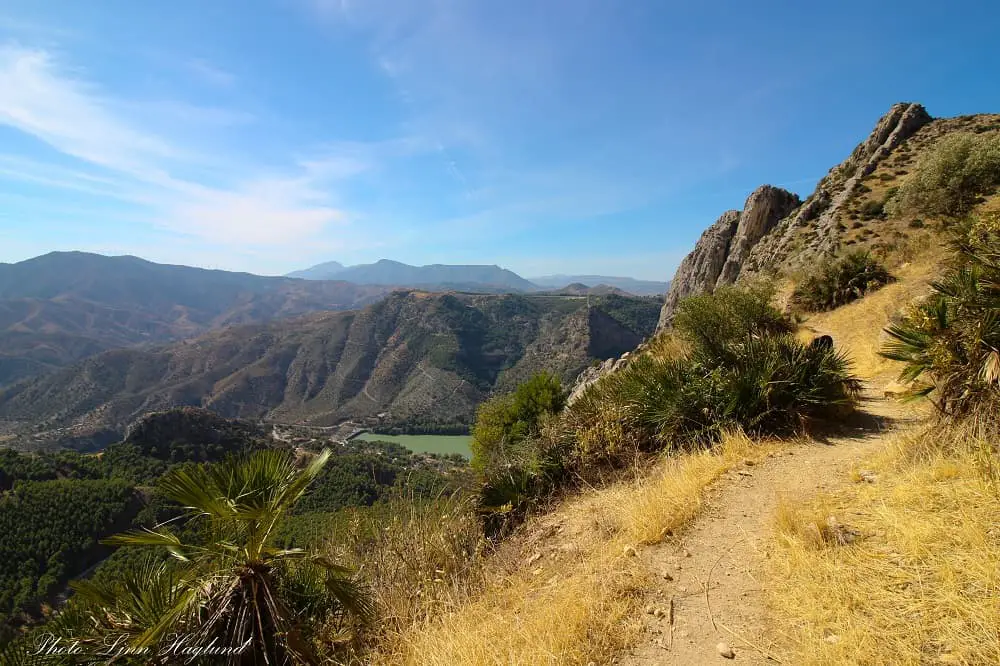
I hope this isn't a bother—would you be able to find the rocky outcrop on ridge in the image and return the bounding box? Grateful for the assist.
[656,102,933,329]
[658,186,800,327]
[742,102,932,276]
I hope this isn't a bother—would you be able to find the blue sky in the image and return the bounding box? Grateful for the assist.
[0,1,997,280]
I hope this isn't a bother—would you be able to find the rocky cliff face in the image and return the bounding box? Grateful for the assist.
[657,102,933,329]
[742,102,932,276]
[658,186,800,327]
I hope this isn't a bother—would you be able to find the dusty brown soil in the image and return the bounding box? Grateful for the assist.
[617,394,914,665]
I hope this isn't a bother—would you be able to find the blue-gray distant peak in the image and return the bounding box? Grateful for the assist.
[288,259,536,292]
[286,260,346,280]
[528,275,669,296]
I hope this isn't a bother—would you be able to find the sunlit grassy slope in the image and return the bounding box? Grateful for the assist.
[771,241,1000,665]
[770,418,1000,665]
[797,245,947,383]
[373,432,783,666]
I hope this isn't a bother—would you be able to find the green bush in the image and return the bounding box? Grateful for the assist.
[470,373,566,511]
[563,286,861,473]
[671,282,793,357]
[881,215,1000,414]
[887,132,1000,218]
[859,199,886,220]
[791,251,894,312]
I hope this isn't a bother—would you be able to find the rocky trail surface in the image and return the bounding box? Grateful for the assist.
[618,392,914,665]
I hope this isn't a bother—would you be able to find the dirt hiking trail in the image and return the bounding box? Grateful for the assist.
[618,392,915,665]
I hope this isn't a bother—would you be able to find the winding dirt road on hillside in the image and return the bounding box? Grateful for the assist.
[619,393,914,665]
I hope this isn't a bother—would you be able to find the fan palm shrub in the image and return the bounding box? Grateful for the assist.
[882,216,1000,414]
[66,449,372,664]
[563,284,861,474]
[792,251,893,312]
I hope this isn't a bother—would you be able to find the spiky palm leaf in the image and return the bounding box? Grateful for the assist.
[881,221,1000,413]
[68,449,372,664]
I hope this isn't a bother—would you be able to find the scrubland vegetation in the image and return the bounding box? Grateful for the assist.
[470,283,860,518]
[771,214,1000,665]
[791,251,894,312]
[887,132,1000,218]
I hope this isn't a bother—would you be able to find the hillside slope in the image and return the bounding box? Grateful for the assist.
[0,252,390,386]
[371,242,943,666]
[0,292,660,451]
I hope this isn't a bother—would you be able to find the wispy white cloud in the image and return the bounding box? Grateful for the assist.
[0,43,399,252]
[0,45,179,172]
[185,58,236,88]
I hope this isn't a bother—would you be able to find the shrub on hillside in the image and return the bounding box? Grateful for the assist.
[671,282,794,356]
[858,199,885,221]
[887,132,1000,218]
[791,251,894,312]
[470,373,567,512]
[563,285,861,474]
[882,215,1000,414]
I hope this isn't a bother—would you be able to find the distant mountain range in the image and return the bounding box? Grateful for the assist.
[0,252,390,387]
[288,259,538,292]
[528,275,669,296]
[288,260,669,296]
[0,291,663,451]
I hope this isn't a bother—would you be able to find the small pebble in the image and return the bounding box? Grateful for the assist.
[717,642,735,659]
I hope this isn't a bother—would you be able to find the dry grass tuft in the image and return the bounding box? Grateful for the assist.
[769,417,1000,665]
[370,431,781,665]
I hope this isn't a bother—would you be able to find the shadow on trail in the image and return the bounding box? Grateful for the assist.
[808,398,900,445]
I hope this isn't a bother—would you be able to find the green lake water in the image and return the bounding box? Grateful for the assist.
[354,432,472,457]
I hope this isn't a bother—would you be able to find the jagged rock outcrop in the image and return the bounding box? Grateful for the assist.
[742,102,932,275]
[717,186,802,284]
[656,102,933,329]
[658,186,800,327]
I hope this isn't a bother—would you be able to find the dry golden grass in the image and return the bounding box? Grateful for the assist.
[798,246,946,382]
[370,431,781,666]
[769,417,1000,665]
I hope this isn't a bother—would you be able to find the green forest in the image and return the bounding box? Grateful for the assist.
[0,409,471,649]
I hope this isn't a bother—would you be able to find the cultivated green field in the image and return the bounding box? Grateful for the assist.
[354,432,472,457]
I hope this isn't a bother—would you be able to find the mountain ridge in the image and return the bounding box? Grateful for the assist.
[288,258,537,291]
[527,275,669,296]
[656,102,1000,327]
[0,252,392,387]
[0,291,662,451]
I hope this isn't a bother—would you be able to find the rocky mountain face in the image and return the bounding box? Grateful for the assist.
[0,292,660,451]
[0,252,391,386]
[741,102,933,276]
[657,102,934,328]
[658,186,800,327]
